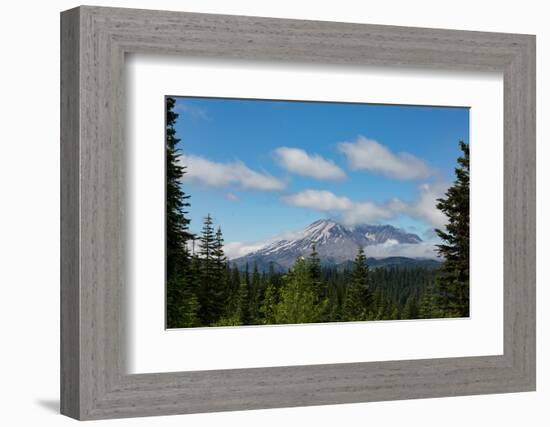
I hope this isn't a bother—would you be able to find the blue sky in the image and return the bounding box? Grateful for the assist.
[171,96,469,258]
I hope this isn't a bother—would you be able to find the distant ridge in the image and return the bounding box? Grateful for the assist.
[231,219,438,272]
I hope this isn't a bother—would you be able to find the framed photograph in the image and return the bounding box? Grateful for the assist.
[61,5,536,420]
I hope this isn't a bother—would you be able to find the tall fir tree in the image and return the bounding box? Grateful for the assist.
[342,248,372,321]
[402,292,419,320]
[165,97,193,278]
[308,243,326,300]
[267,262,282,289]
[308,243,321,282]
[434,141,470,317]
[243,263,250,286]
[259,283,278,324]
[238,282,251,325]
[213,227,226,270]
[326,285,343,321]
[165,97,194,328]
[226,263,241,317]
[198,214,218,324]
[418,283,437,319]
[210,226,228,323]
[167,276,200,328]
[249,262,261,323]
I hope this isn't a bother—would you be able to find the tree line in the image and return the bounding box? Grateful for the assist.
[171,234,444,328]
[165,97,470,328]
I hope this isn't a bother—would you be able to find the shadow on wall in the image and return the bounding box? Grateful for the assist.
[35,399,59,414]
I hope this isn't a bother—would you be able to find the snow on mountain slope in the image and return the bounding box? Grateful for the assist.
[231,219,424,270]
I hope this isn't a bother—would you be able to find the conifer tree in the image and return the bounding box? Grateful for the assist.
[187,254,201,294]
[166,277,200,328]
[419,283,438,319]
[308,244,321,282]
[198,214,219,324]
[370,288,384,319]
[308,243,326,300]
[434,141,470,317]
[244,263,250,286]
[199,214,215,260]
[166,276,184,328]
[259,283,278,324]
[226,264,241,317]
[238,282,251,325]
[165,97,193,278]
[249,263,261,323]
[267,262,282,289]
[389,302,400,320]
[213,227,226,273]
[165,97,194,328]
[343,248,371,321]
[402,293,419,320]
[209,226,228,323]
[274,257,327,324]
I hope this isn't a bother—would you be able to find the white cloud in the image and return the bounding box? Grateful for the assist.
[224,192,239,202]
[281,190,353,211]
[179,154,285,191]
[282,184,448,229]
[341,200,397,225]
[402,183,448,230]
[174,101,208,120]
[225,226,441,261]
[365,240,440,259]
[224,228,306,260]
[281,189,398,224]
[338,136,432,180]
[274,147,346,181]
[224,241,267,259]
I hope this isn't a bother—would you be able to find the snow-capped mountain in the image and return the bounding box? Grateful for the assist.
[231,219,424,271]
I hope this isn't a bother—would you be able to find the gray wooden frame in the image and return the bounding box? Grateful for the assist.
[60,5,536,420]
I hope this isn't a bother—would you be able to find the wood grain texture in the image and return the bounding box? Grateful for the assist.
[60,7,80,419]
[60,5,536,420]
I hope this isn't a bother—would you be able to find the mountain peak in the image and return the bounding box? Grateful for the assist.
[231,219,423,270]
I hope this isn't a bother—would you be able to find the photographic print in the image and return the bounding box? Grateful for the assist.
[165,96,470,329]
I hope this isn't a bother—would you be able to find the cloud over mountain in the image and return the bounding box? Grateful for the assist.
[281,184,448,229]
[281,189,353,211]
[229,219,440,271]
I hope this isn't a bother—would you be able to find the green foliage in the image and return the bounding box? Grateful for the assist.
[170,249,445,327]
[237,282,251,325]
[389,303,400,320]
[249,263,262,323]
[169,281,200,328]
[165,97,193,276]
[165,97,194,328]
[343,248,372,321]
[259,283,278,324]
[402,293,419,320]
[211,314,242,327]
[187,254,201,295]
[225,264,241,316]
[273,258,327,324]
[213,227,226,276]
[434,141,470,317]
[197,215,227,325]
[308,244,321,281]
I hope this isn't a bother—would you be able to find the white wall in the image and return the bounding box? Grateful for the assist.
[0,0,546,425]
